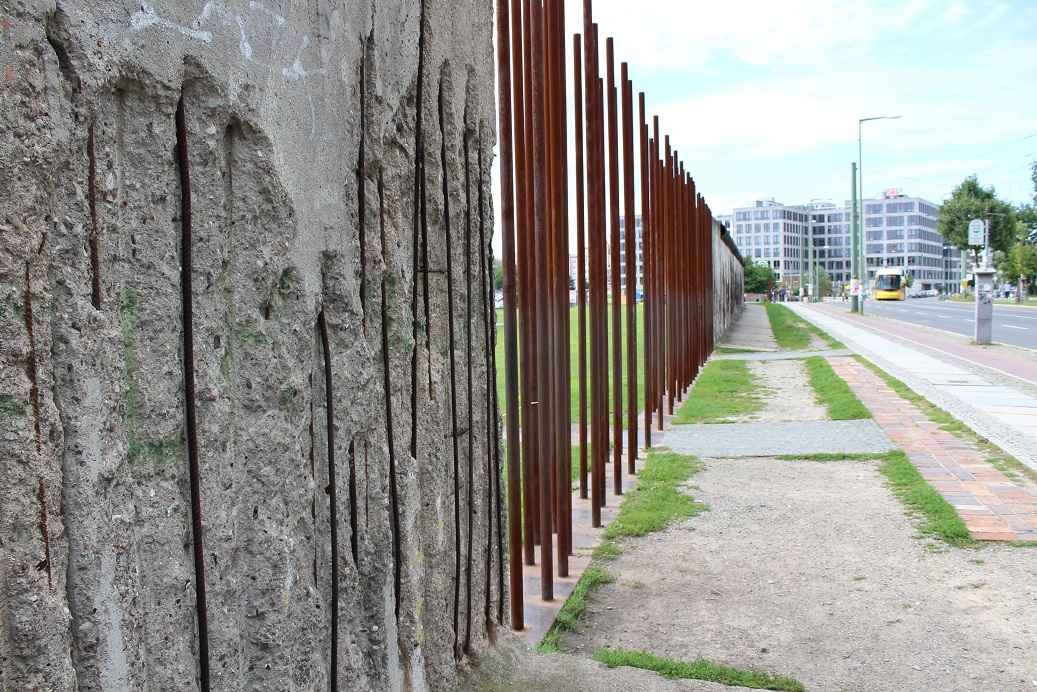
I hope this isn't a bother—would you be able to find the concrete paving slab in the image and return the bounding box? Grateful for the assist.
[665,420,896,458]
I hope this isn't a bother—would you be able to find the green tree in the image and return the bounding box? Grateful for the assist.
[995,220,1037,290]
[903,273,914,289]
[1018,161,1037,243]
[493,264,503,291]
[937,175,1016,252]
[743,258,776,293]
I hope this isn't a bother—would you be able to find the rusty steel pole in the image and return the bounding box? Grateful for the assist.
[518,0,540,558]
[638,94,651,449]
[652,116,664,431]
[529,0,553,601]
[621,66,637,475]
[584,14,606,526]
[605,38,623,496]
[493,0,524,631]
[573,34,588,501]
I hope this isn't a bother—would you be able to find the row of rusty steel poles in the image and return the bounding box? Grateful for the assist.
[496,0,723,631]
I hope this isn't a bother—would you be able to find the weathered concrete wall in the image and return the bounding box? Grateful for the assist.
[0,0,505,689]
[713,220,744,342]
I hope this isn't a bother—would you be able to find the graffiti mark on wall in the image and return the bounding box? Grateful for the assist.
[130,2,328,139]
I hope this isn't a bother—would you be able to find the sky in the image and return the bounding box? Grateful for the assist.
[491,0,1037,256]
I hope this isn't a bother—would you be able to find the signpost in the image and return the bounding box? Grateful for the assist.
[967,218,985,248]
[969,219,994,344]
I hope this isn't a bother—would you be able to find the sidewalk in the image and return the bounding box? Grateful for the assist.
[790,303,1037,474]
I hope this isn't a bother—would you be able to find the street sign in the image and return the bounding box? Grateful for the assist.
[968,219,985,246]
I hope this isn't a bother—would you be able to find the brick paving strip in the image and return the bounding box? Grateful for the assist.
[828,356,1037,541]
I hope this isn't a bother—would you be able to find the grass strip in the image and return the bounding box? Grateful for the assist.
[673,360,763,424]
[764,302,846,350]
[764,302,812,350]
[714,346,758,354]
[592,648,806,692]
[878,450,974,546]
[804,356,871,420]
[594,449,708,559]
[536,566,614,654]
[778,451,973,547]
[852,355,1037,484]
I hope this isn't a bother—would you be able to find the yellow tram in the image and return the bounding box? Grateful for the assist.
[873,267,906,301]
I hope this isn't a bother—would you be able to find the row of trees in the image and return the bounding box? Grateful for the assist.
[938,162,1037,290]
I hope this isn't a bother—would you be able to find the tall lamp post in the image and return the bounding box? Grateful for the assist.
[857,115,901,314]
[807,198,830,302]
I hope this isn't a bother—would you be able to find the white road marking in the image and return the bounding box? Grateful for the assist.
[1003,325,1028,330]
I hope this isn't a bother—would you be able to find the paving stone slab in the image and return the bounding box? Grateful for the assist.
[665,419,896,457]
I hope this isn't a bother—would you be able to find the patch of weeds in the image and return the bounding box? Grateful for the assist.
[673,360,763,424]
[876,450,974,547]
[764,303,812,350]
[853,355,1037,485]
[592,541,622,560]
[774,453,873,463]
[970,557,986,564]
[804,356,872,420]
[628,580,646,589]
[970,581,987,589]
[537,566,614,654]
[853,574,867,581]
[0,394,26,419]
[714,346,758,354]
[230,322,267,348]
[592,648,805,692]
[1008,540,1037,548]
[127,433,182,470]
[601,450,708,541]
[278,266,296,292]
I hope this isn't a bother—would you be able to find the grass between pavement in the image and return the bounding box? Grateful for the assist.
[540,449,803,690]
[764,302,845,350]
[593,449,709,560]
[592,648,806,692]
[804,356,872,420]
[539,448,706,652]
[672,360,763,424]
[775,451,974,547]
[536,565,614,654]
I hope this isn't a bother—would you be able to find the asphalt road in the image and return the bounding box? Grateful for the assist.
[824,297,1037,350]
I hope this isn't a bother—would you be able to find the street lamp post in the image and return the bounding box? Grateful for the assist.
[857,115,901,315]
[807,198,830,302]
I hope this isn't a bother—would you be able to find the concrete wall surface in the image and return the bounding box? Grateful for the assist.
[0,0,507,689]
[713,221,744,342]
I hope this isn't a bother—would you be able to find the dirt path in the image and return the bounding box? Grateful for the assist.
[561,456,1037,691]
[744,359,826,423]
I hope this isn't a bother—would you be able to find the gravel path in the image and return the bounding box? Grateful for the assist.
[554,339,1037,690]
[562,456,1037,691]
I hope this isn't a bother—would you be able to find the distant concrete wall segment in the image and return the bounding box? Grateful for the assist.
[0,1,505,689]
[714,219,744,342]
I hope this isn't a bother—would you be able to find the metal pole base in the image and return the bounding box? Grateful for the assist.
[850,296,859,313]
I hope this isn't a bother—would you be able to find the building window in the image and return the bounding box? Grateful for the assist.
[865,217,883,227]
[865,203,883,214]
[887,215,905,227]
[886,229,904,240]
[886,201,916,213]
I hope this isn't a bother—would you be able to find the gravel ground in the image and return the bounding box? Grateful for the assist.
[552,355,1037,691]
[562,456,1037,691]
